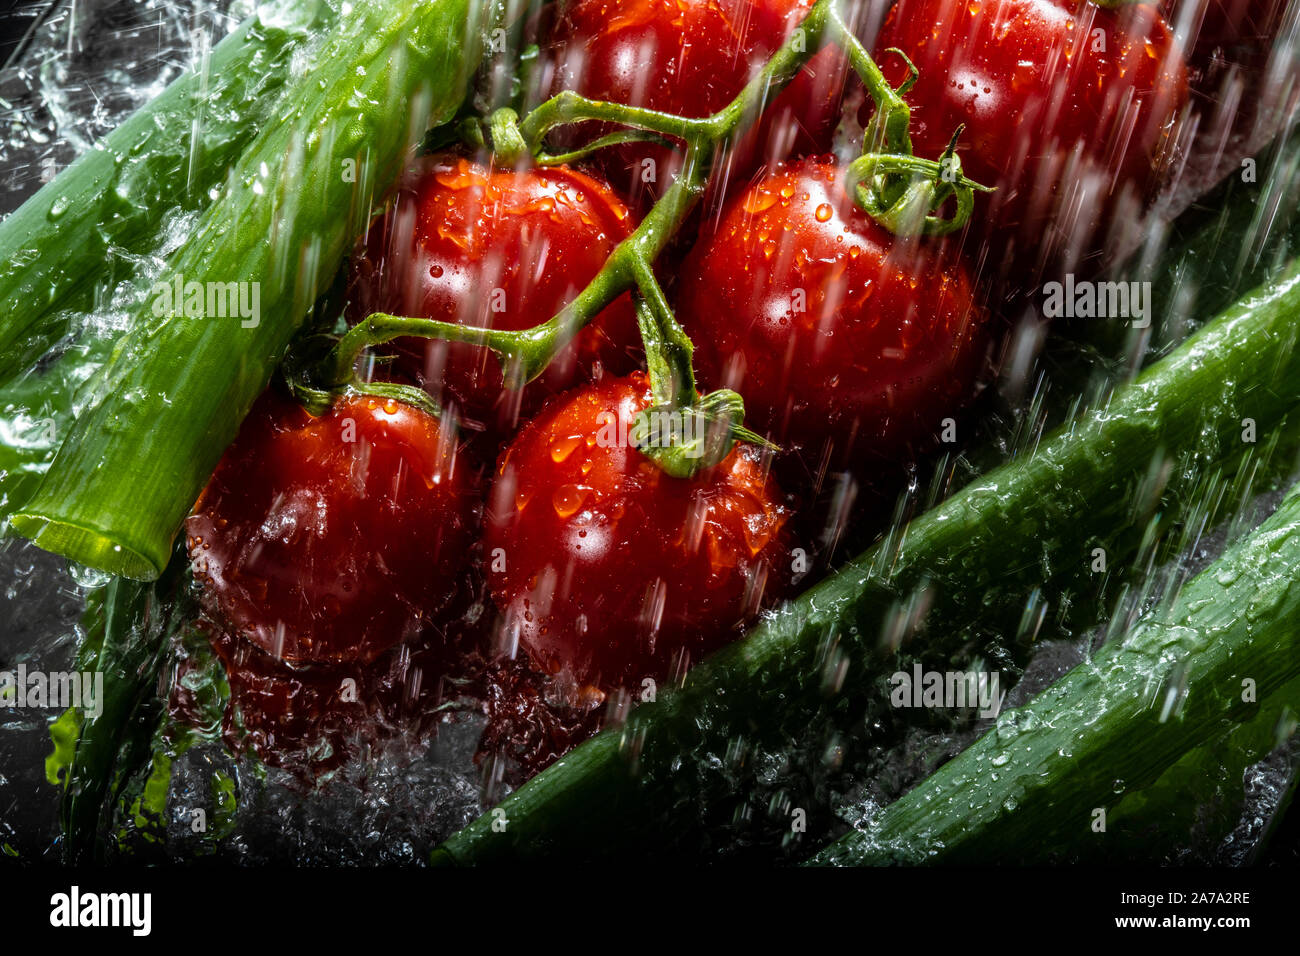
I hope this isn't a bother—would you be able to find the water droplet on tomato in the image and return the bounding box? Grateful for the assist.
[551,434,583,463]
[552,484,588,518]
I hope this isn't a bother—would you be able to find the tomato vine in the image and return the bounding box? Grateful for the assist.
[300,0,990,476]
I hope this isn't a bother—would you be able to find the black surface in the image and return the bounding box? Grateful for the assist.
[0,2,55,72]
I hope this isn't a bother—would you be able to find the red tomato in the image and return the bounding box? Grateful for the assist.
[483,373,792,691]
[187,390,480,665]
[867,0,1189,272]
[543,0,849,204]
[348,155,641,437]
[677,156,989,472]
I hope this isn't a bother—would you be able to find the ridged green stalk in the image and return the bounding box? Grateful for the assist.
[0,0,338,370]
[11,0,487,579]
[809,482,1300,865]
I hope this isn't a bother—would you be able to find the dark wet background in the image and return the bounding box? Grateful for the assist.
[0,0,1297,865]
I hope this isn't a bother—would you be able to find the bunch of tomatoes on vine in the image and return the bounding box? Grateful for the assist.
[177,0,1259,782]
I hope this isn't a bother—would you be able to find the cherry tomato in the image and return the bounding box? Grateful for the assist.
[677,155,990,472]
[348,154,641,437]
[867,0,1189,272]
[543,0,849,204]
[187,390,480,665]
[483,373,792,691]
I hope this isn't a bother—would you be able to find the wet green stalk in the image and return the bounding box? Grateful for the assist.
[808,482,1300,865]
[0,1,337,370]
[11,0,488,580]
[59,563,189,863]
[1095,667,1300,863]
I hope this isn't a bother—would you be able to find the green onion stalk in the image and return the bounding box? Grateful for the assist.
[0,1,350,531]
[11,0,489,580]
[57,558,192,863]
[0,0,338,374]
[1095,668,1300,864]
[809,479,1300,865]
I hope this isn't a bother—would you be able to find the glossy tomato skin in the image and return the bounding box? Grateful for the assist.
[187,390,480,665]
[484,373,792,691]
[868,0,1189,273]
[677,156,989,473]
[348,154,641,437]
[543,0,849,205]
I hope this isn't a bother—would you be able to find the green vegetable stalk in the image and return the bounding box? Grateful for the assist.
[808,481,1300,865]
[58,564,190,863]
[0,0,338,372]
[433,259,1300,864]
[0,0,345,528]
[10,0,487,580]
[1094,670,1300,862]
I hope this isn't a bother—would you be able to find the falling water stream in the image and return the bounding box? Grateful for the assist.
[0,0,1297,864]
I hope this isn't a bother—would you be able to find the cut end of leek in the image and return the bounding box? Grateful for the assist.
[8,513,163,582]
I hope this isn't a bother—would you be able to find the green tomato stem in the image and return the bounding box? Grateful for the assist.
[519,91,719,149]
[322,142,716,399]
[824,1,912,155]
[628,252,698,408]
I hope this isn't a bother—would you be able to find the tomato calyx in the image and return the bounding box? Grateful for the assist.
[482,107,531,167]
[849,126,995,237]
[630,265,777,477]
[845,26,993,235]
[632,389,775,479]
